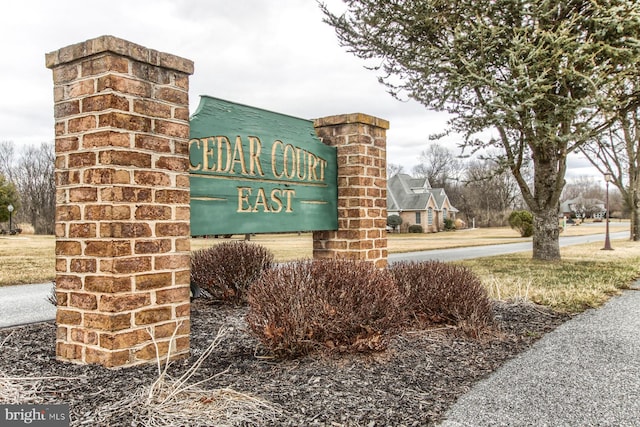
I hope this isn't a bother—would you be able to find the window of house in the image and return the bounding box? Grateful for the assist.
[415,211,421,224]
[427,208,433,225]
[443,208,448,219]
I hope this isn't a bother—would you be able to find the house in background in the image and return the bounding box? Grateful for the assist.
[560,195,606,220]
[387,173,459,233]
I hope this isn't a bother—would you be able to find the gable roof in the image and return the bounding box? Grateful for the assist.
[560,196,606,213]
[430,188,459,213]
[388,173,459,212]
[388,174,434,211]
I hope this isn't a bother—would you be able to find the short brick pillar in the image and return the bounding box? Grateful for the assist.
[313,113,389,268]
[46,36,193,368]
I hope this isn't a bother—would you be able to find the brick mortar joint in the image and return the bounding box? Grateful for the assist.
[56,69,191,89]
[63,337,190,353]
[56,110,190,125]
[59,150,190,163]
[53,91,189,110]
[57,306,188,319]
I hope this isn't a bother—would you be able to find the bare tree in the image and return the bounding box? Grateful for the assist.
[411,143,462,188]
[411,143,466,211]
[580,106,640,240]
[0,141,16,182]
[562,176,604,201]
[459,159,522,227]
[14,143,56,234]
[387,163,405,178]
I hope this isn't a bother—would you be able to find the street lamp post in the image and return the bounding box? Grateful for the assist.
[7,204,13,235]
[602,173,613,251]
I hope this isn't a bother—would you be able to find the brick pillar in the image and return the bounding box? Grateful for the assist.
[313,113,389,268]
[46,36,193,368]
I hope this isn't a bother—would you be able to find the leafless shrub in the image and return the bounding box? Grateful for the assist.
[246,258,406,358]
[389,260,494,337]
[191,241,274,305]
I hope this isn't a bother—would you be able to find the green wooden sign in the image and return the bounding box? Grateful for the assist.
[189,96,338,236]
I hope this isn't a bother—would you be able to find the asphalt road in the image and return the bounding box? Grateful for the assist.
[0,230,629,329]
[388,230,628,263]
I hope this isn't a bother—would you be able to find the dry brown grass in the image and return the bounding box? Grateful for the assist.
[119,326,280,427]
[191,233,312,261]
[0,221,632,290]
[460,239,640,313]
[0,235,56,287]
[191,229,527,260]
[192,221,629,257]
[15,223,35,235]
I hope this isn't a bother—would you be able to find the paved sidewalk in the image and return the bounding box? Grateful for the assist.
[439,281,640,427]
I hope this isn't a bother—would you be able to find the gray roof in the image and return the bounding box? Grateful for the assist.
[560,196,606,213]
[387,174,457,212]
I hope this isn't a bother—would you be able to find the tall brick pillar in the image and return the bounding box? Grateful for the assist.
[313,113,389,268]
[46,36,193,368]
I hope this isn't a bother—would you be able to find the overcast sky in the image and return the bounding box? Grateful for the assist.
[1,0,599,181]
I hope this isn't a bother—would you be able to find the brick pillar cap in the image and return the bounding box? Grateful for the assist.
[313,113,389,130]
[45,35,194,75]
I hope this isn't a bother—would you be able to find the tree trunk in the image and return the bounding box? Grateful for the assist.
[631,190,640,241]
[632,209,640,241]
[522,150,564,261]
[532,208,561,260]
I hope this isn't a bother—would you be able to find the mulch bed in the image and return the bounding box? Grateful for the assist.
[0,300,569,426]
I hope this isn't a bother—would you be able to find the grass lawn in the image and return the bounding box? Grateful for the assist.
[1,220,637,313]
[459,239,640,313]
[0,235,56,287]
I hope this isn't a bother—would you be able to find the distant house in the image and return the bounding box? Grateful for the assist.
[560,196,606,219]
[387,173,459,233]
